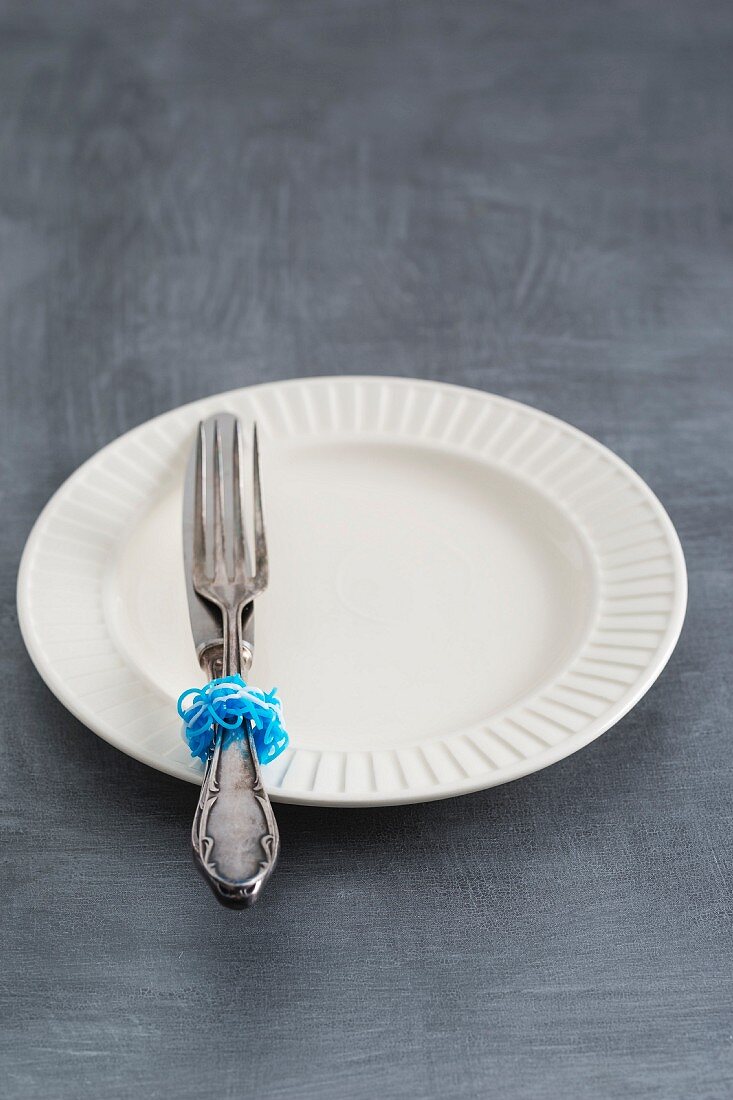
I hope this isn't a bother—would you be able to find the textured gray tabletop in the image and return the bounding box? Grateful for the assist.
[2,2,732,1098]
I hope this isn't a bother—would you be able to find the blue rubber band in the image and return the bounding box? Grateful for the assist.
[177,675,289,765]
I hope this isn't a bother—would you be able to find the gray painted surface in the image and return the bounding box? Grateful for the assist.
[2,1,731,1098]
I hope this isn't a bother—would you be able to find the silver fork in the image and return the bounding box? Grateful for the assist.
[190,417,279,907]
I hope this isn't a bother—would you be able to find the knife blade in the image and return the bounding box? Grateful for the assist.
[182,413,255,676]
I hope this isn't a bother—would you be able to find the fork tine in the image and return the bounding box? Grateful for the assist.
[252,423,268,585]
[212,418,227,582]
[231,418,248,580]
[194,421,207,579]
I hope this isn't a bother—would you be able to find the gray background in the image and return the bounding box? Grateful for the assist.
[2,1,731,1098]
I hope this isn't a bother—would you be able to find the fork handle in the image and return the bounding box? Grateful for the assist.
[191,606,279,908]
[192,724,279,908]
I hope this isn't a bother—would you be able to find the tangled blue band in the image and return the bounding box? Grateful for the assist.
[177,675,289,765]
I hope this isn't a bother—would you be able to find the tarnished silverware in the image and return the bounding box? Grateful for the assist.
[183,413,278,908]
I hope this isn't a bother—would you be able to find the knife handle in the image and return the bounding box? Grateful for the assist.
[191,722,280,908]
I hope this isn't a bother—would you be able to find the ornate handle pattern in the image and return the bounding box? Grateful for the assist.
[191,724,279,907]
[191,607,279,908]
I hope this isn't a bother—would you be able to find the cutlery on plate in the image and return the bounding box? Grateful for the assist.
[182,413,279,907]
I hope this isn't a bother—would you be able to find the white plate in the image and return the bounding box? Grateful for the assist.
[18,377,686,806]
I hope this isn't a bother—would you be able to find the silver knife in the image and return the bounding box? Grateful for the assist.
[183,442,254,678]
[182,413,279,907]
